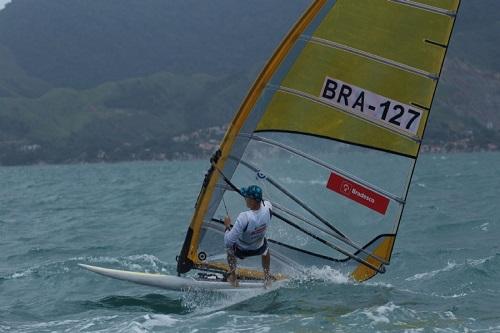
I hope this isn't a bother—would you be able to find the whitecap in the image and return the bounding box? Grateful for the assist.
[5,315,119,333]
[75,253,167,273]
[364,281,394,289]
[215,313,283,333]
[302,265,351,284]
[467,256,493,266]
[363,310,391,324]
[480,222,489,231]
[181,284,283,315]
[440,311,457,320]
[9,268,34,279]
[359,302,402,325]
[405,261,457,281]
[7,253,169,281]
[137,314,179,329]
[430,292,468,299]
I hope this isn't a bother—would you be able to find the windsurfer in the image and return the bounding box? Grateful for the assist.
[224,185,272,287]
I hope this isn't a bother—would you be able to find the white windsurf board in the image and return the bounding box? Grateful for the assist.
[78,263,278,291]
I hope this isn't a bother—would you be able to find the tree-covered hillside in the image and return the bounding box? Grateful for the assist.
[0,71,254,164]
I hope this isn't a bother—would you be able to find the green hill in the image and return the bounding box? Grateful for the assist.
[0,71,252,164]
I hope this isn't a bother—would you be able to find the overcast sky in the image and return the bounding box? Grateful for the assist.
[0,0,11,10]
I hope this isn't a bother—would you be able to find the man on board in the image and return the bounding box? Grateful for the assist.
[224,185,272,287]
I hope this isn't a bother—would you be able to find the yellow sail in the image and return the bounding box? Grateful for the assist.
[177,0,460,282]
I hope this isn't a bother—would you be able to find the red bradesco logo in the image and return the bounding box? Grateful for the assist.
[326,172,389,215]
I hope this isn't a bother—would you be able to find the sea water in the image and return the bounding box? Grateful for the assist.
[1,153,499,332]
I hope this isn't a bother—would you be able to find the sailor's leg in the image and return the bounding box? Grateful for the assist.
[226,247,239,287]
[261,249,271,288]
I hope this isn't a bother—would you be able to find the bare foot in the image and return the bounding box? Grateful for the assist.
[263,270,272,289]
[228,272,239,287]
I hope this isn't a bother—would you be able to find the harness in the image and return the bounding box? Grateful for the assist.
[233,239,269,259]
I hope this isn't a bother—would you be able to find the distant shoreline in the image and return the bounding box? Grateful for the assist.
[1,145,498,167]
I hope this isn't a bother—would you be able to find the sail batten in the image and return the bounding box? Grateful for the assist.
[241,134,405,203]
[389,0,458,16]
[306,37,439,80]
[255,130,419,159]
[177,0,460,282]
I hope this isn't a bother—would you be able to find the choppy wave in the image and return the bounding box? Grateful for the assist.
[405,261,458,281]
[0,315,120,333]
[3,254,171,281]
[405,255,498,283]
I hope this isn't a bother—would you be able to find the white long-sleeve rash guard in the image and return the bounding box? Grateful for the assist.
[224,200,272,250]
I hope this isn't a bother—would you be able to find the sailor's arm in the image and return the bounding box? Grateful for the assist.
[224,214,245,248]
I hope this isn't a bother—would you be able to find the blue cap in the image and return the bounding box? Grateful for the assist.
[240,185,263,201]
